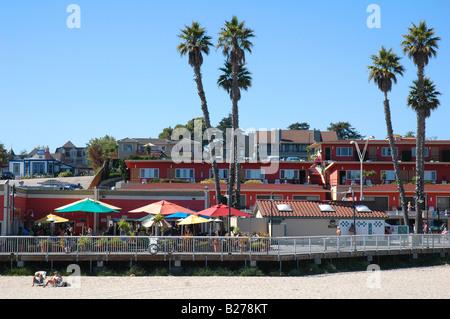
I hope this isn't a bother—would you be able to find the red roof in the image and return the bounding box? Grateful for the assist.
[120,183,328,193]
[255,200,388,219]
[364,184,450,193]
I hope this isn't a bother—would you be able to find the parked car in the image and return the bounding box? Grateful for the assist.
[1,172,15,180]
[286,157,301,161]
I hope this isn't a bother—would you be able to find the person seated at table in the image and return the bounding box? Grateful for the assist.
[43,271,62,288]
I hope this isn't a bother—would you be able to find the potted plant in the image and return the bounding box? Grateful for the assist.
[97,238,109,252]
[78,237,92,252]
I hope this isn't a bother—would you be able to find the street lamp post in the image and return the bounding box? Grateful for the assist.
[270,192,274,237]
[350,136,374,200]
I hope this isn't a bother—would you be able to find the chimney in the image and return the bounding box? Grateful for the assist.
[45,147,50,159]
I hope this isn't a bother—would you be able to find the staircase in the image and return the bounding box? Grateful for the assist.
[308,167,325,187]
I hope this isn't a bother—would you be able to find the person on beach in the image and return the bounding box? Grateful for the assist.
[43,271,62,288]
[32,271,45,286]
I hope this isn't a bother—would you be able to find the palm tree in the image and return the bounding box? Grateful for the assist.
[217,61,252,101]
[217,16,255,209]
[407,77,441,117]
[401,20,440,233]
[367,46,409,226]
[177,21,222,204]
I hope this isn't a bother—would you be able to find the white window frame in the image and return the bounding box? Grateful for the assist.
[280,169,299,179]
[346,170,361,180]
[412,147,429,157]
[209,169,228,179]
[381,170,396,181]
[140,168,159,178]
[382,147,398,157]
[175,168,194,179]
[337,147,352,156]
[246,169,265,180]
[424,170,436,181]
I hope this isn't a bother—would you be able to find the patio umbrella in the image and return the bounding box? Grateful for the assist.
[142,216,172,228]
[36,214,69,224]
[54,198,121,213]
[128,200,196,216]
[195,204,253,217]
[164,212,192,220]
[54,198,121,234]
[177,214,212,226]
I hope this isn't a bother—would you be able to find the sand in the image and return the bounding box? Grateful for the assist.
[1,265,449,299]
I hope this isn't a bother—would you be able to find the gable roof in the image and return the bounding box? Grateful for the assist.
[254,199,388,219]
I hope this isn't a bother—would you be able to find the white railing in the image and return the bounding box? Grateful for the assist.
[0,234,448,257]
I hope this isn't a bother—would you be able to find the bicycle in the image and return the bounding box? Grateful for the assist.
[148,237,175,255]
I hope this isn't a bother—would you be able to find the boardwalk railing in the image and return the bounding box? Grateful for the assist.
[0,234,448,258]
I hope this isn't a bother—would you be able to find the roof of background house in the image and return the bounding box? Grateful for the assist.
[255,130,338,144]
[254,199,388,219]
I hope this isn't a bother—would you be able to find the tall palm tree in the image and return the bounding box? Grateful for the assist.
[177,21,222,204]
[367,46,409,227]
[217,16,255,209]
[407,77,441,117]
[217,61,252,101]
[401,20,440,233]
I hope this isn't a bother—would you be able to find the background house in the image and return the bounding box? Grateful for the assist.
[8,148,75,177]
[54,141,91,175]
[248,199,388,236]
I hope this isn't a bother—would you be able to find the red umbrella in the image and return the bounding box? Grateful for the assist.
[195,204,252,217]
[128,200,196,216]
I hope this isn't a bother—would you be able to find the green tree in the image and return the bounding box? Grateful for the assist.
[402,20,440,233]
[217,16,255,209]
[367,46,408,226]
[327,122,363,140]
[288,122,310,130]
[0,143,7,165]
[86,135,118,172]
[177,21,222,204]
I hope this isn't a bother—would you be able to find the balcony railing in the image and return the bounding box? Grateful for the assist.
[1,234,448,258]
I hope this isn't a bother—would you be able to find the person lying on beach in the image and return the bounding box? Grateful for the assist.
[32,271,45,286]
[43,271,62,288]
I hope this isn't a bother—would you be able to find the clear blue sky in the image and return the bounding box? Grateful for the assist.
[1,0,449,153]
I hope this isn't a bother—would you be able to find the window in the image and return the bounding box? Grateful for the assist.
[381,170,396,180]
[280,169,298,179]
[246,169,265,179]
[293,195,319,200]
[412,147,429,157]
[256,194,283,200]
[346,170,360,180]
[13,163,20,176]
[122,144,133,151]
[337,147,352,156]
[209,169,228,179]
[140,168,159,178]
[71,150,77,157]
[175,168,194,179]
[382,147,398,157]
[424,171,436,181]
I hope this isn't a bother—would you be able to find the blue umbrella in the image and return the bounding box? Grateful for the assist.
[164,212,192,220]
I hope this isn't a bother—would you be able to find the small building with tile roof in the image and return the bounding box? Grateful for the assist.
[247,199,388,236]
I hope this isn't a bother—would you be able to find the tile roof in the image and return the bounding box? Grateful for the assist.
[254,199,388,219]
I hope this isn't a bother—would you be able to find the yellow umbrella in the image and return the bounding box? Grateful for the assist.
[176,214,212,225]
[36,214,69,224]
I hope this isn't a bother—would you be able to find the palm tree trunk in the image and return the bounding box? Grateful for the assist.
[415,64,426,234]
[230,57,241,209]
[194,65,222,205]
[384,94,409,226]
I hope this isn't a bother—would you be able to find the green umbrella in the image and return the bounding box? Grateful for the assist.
[55,198,121,213]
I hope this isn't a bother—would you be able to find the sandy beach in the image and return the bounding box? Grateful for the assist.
[1,265,449,299]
